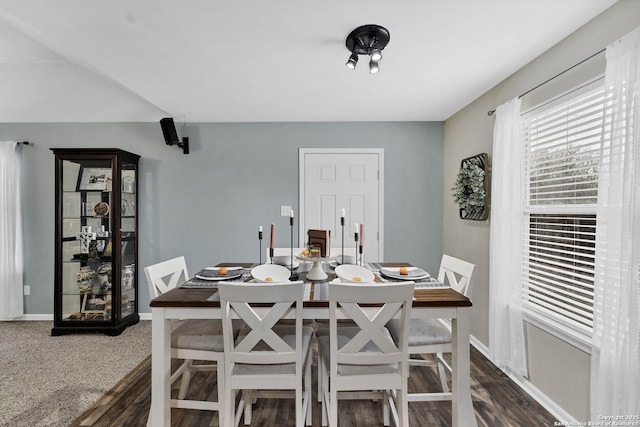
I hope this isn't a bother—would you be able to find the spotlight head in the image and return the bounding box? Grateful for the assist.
[369,59,379,74]
[370,48,382,61]
[346,52,358,70]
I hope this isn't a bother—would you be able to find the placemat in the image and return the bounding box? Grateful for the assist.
[181,268,252,288]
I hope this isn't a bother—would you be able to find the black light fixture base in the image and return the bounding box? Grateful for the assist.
[177,137,189,155]
[166,137,189,154]
[346,24,390,55]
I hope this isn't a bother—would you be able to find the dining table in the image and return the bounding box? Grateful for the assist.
[147,262,477,427]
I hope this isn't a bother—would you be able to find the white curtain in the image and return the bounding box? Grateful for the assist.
[0,141,24,319]
[591,27,640,420]
[489,97,528,377]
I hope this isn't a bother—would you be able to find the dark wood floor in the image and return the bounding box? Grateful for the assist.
[70,346,556,426]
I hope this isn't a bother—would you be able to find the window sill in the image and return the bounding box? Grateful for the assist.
[522,307,592,354]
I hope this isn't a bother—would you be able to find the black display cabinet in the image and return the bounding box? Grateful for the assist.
[51,148,140,336]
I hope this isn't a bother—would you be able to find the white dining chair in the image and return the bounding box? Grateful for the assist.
[218,281,313,427]
[317,281,415,427]
[387,254,477,402]
[144,256,227,424]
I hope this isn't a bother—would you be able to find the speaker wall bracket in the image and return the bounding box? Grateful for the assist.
[168,137,189,155]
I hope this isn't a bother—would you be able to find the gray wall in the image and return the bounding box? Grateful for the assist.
[2,121,443,316]
[443,0,640,421]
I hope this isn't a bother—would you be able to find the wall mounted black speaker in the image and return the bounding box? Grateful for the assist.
[159,117,189,154]
[160,117,179,144]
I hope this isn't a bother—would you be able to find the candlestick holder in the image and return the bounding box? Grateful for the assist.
[340,217,345,265]
[269,223,275,264]
[289,216,298,280]
[354,232,359,266]
[259,230,263,265]
[359,245,364,266]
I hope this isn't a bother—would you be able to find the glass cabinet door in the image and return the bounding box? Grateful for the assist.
[120,162,136,319]
[60,159,113,322]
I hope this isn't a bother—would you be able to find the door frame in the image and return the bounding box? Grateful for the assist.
[299,148,384,261]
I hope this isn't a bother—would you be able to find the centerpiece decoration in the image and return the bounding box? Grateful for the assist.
[451,153,489,221]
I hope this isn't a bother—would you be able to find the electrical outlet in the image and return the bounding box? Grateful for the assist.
[280,205,292,216]
[23,285,30,295]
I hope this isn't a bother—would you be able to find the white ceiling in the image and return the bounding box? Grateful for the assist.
[0,0,617,123]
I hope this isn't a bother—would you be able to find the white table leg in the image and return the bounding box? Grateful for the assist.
[149,307,171,427]
[452,307,477,427]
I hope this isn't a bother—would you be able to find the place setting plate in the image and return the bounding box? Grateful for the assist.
[250,264,292,283]
[334,264,376,284]
[379,267,430,281]
[194,266,245,281]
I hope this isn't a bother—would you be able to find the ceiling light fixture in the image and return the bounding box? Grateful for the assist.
[369,59,379,74]
[346,52,359,69]
[345,24,390,74]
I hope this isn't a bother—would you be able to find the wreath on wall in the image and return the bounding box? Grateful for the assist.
[451,153,489,220]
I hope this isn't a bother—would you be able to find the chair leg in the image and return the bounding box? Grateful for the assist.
[436,353,449,393]
[235,391,246,427]
[383,395,390,426]
[243,390,252,425]
[224,387,235,427]
[321,361,329,426]
[178,359,193,399]
[296,382,303,427]
[217,358,225,427]
[305,356,312,426]
[317,355,323,403]
[399,378,409,427]
[330,385,338,427]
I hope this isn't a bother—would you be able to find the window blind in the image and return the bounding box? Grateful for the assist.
[522,82,605,333]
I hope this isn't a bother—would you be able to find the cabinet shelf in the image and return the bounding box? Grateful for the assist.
[52,148,140,336]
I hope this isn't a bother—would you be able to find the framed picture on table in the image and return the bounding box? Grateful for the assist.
[77,167,113,191]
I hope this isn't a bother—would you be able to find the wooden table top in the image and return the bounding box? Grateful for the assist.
[150,262,472,309]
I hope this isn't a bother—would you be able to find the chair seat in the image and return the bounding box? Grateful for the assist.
[317,327,399,376]
[387,318,451,346]
[171,319,225,352]
[232,325,314,376]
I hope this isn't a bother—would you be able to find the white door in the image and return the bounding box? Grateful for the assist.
[299,148,384,262]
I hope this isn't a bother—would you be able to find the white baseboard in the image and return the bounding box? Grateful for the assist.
[3,314,54,321]
[470,335,577,425]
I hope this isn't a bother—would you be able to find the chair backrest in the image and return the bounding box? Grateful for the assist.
[144,256,189,298]
[437,254,477,297]
[328,282,415,367]
[218,281,305,365]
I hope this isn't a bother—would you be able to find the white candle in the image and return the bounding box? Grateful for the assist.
[290,209,294,218]
[354,223,359,234]
[259,226,263,232]
[341,208,345,218]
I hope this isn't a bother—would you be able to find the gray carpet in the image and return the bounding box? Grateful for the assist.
[0,320,152,427]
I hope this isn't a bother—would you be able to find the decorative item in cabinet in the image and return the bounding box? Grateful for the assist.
[51,148,140,336]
